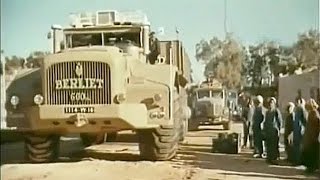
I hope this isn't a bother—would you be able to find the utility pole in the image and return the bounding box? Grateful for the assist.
[224,0,228,38]
[1,50,6,128]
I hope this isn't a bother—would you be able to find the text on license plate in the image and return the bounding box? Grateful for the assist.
[64,107,95,113]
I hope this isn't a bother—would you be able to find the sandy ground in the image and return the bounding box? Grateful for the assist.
[1,123,319,180]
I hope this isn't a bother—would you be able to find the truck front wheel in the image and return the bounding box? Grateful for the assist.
[137,125,178,161]
[24,134,60,163]
[188,118,199,131]
[106,132,117,142]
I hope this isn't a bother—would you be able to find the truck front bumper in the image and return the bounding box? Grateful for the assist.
[6,104,158,133]
[194,114,229,124]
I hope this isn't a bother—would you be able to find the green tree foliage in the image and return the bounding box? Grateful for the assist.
[4,51,49,75]
[25,51,49,68]
[242,29,319,88]
[5,56,25,74]
[247,41,281,87]
[195,35,245,89]
[292,29,320,68]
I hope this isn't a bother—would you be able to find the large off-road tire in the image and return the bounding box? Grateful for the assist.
[188,118,199,131]
[24,134,60,163]
[80,133,105,147]
[138,125,178,161]
[106,132,117,142]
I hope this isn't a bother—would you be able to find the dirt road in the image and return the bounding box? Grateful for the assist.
[1,123,319,180]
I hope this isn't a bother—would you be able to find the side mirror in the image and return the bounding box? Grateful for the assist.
[50,24,63,53]
[47,32,52,39]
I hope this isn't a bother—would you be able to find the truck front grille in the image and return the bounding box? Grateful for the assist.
[213,104,223,116]
[46,61,111,105]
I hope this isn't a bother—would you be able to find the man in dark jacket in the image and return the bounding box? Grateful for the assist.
[284,102,295,163]
[264,97,283,164]
[242,97,254,149]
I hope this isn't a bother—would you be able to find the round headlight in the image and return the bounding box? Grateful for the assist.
[34,94,44,105]
[153,93,162,102]
[116,93,126,103]
[157,112,165,119]
[10,96,20,106]
[149,112,158,119]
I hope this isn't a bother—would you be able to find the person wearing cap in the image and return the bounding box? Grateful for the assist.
[301,99,320,173]
[284,102,295,163]
[263,97,283,164]
[252,95,266,158]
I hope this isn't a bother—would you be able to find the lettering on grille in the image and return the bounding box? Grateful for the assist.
[46,61,111,105]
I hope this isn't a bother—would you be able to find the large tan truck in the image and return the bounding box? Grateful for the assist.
[5,10,191,162]
[189,79,231,130]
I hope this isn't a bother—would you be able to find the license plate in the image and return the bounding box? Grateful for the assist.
[64,107,95,113]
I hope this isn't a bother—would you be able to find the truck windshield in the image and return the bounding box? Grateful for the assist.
[197,89,223,99]
[71,33,102,47]
[66,31,141,48]
[197,90,210,99]
[104,32,141,47]
[211,90,223,98]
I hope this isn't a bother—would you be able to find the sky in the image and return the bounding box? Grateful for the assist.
[1,0,319,82]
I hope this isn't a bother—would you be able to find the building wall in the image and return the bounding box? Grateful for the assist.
[278,69,320,113]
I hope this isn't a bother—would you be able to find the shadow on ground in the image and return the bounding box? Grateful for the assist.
[1,133,142,165]
[172,142,319,180]
[1,130,319,180]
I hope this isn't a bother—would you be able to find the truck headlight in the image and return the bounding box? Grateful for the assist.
[10,96,20,106]
[34,94,44,105]
[157,112,165,119]
[153,93,162,102]
[116,93,126,103]
[149,112,158,119]
[196,110,202,115]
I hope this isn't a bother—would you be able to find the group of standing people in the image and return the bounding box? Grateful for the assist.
[241,94,320,173]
